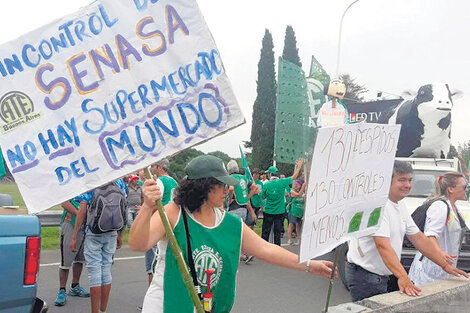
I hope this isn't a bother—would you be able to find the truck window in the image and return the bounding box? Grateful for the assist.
[408,170,443,197]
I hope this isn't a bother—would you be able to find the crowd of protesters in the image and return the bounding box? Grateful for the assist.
[53,155,469,312]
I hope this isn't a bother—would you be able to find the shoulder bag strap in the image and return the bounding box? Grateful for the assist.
[440,199,451,226]
[181,208,202,299]
[455,208,468,231]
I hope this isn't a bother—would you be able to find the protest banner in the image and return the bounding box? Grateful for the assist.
[299,123,400,262]
[0,0,245,213]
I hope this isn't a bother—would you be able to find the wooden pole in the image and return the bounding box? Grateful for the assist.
[323,248,340,313]
[144,167,204,313]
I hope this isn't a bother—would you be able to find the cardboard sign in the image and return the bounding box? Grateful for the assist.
[0,0,244,213]
[299,123,400,261]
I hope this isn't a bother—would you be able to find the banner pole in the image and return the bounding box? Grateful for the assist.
[323,248,340,313]
[144,167,204,313]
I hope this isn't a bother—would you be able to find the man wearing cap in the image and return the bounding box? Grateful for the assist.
[129,155,336,313]
[261,159,304,246]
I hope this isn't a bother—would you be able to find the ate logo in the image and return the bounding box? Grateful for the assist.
[192,245,223,288]
[0,91,41,132]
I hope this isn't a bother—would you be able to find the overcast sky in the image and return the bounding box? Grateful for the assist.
[1,0,469,158]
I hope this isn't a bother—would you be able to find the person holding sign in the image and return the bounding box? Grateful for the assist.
[261,159,304,246]
[409,172,468,286]
[345,161,468,301]
[128,155,336,313]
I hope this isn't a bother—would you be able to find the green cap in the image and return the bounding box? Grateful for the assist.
[185,155,239,185]
[265,166,278,174]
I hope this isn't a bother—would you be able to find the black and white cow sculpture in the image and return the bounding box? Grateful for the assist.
[379,83,460,158]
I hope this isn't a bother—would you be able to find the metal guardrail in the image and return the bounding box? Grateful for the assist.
[35,210,265,227]
[36,211,62,227]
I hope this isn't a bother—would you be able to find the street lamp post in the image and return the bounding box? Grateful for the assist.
[324,5,363,313]
[336,0,361,77]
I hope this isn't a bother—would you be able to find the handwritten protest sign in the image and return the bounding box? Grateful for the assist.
[0,0,244,213]
[299,123,400,262]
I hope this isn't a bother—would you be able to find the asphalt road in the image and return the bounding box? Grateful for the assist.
[38,242,351,313]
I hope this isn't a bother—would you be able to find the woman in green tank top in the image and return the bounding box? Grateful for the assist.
[129,155,337,313]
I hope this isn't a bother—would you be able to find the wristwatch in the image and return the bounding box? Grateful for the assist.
[305,259,311,273]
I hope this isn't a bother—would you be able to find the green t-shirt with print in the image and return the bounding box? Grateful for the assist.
[262,177,292,215]
[230,173,249,205]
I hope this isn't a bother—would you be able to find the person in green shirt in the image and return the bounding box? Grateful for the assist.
[287,179,306,246]
[261,159,303,246]
[129,155,336,313]
[249,169,263,227]
[226,160,257,225]
[281,173,291,239]
[54,199,90,306]
[153,158,178,205]
[226,160,259,263]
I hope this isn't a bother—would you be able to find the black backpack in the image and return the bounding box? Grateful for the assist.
[403,199,467,248]
[413,199,451,232]
[86,182,127,234]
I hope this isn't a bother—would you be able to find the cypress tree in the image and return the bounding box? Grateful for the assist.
[282,25,302,67]
[250,29,277,170]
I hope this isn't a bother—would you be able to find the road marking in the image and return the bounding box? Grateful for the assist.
[40,243,291,267]
[40,262,60,267]
[40,255,144,267]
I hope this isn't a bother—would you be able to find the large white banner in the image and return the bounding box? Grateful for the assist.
[299,123,400,262]
[0,0,244,213]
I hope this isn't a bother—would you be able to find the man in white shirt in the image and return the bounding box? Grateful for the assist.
[346,161,468,301]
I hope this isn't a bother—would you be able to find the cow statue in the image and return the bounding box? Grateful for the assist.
[379,83,461,158]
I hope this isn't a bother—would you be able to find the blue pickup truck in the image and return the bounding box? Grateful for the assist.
[0,213,48,313]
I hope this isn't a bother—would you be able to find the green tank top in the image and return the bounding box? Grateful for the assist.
[231,174,249,205]
[290,197,304,218]
[163,209,242,313]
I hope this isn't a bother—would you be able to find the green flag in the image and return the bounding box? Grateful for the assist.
[0,147,5,179]
[239,145,253,182]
